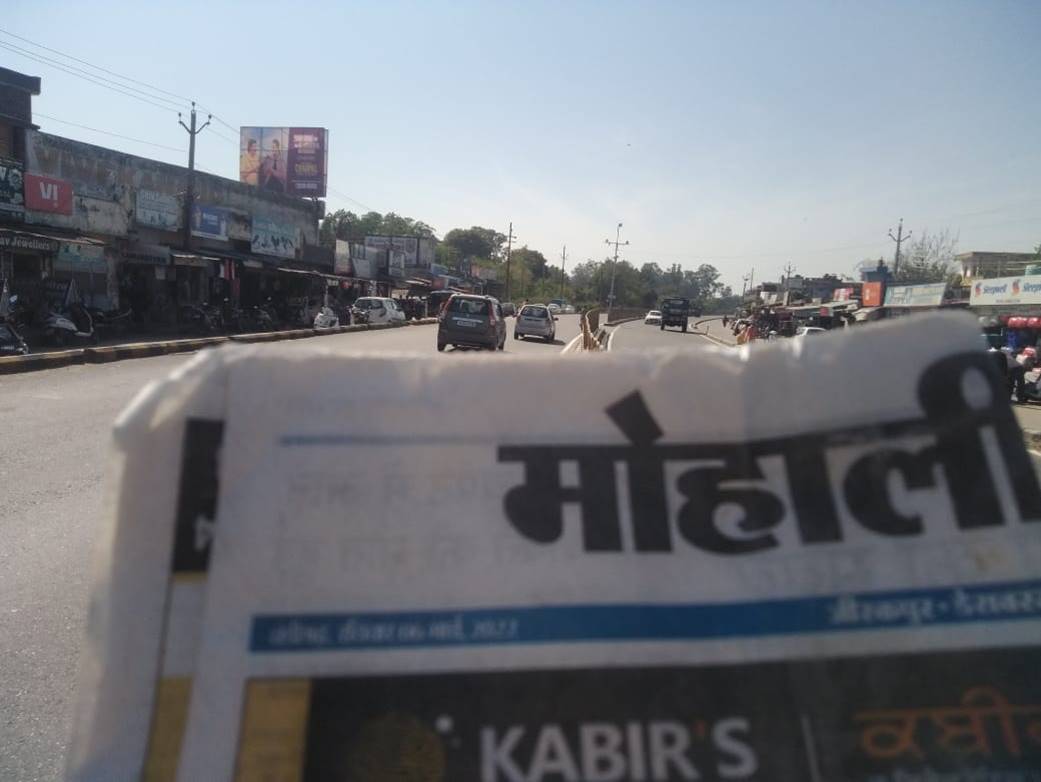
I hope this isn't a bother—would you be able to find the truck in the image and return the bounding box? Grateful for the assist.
[660,297,691,331]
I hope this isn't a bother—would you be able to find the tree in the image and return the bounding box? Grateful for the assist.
[319,210,436,246]
[893,229,959,284]
[442,227,506,261]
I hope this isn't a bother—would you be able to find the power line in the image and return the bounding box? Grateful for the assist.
[0,26,193,104]
[0,41,182,114]
[33,113,186,153]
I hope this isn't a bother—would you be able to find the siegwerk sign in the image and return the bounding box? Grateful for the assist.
[970,275,1041,307]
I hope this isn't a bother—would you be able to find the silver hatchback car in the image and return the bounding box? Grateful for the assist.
[514,304,557,342]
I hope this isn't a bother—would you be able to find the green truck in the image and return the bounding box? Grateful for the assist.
[660,297,691,331]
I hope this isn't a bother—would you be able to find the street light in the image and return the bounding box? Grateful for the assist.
[604,222,628,321]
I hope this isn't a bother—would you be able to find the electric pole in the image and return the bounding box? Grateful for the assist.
[604,222,629,320]
[504,222,516,301]
[559,244,568,300]
[178,102,211,251]
[782,262,795,303]
[888,218,911,277]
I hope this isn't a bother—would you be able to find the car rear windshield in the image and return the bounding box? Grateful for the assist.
[448,297,489,315]
[521,306,548,318]
[354,299,383,309]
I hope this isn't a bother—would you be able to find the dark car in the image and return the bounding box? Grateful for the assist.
[437,294,506,352]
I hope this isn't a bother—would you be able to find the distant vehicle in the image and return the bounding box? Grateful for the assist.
[795,326,827,337]
[437,294,506,352]
[427,290,455,317]
[352,297,406,325]
[547,302,561,314]
[644,310,662,325]
[659,297,691,332]
[501,302,517,317]
[514,304,557,342]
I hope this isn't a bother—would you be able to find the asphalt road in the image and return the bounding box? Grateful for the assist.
[0,314,580,782]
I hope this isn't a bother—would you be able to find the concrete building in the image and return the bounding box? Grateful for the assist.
[957,251,1038,280]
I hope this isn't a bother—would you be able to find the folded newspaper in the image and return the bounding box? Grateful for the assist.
[67,312,1041,781]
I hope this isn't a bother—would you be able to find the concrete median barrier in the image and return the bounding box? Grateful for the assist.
[0,349,85,374]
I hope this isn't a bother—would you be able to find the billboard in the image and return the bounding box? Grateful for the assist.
[883,282,946,308]
[136,189,180,230]
[191,204,228,240]
[862,281,884,307]
[970,275,1041,307]
[239,127,328,197]
[0,158,24,217]
[25,173,73,215]
[251,217,298,259]
[333,239,352,276]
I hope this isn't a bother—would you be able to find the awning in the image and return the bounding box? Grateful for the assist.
[171,252,219,268]
[10,226,105,246]
[0,227,103,254]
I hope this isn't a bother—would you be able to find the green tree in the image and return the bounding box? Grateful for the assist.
[319,210,436,246]
[442,227,506,261]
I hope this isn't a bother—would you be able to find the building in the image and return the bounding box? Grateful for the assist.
[1,66,354,328]
[957,251,1038,280]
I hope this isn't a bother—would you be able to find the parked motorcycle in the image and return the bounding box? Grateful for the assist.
[313,306,340,329]
[239,303,276,332]
[178,303,224,334]
[44,303,98,346]
[88,305,134,337]
[350,305,370,326]
[0,320,30,355]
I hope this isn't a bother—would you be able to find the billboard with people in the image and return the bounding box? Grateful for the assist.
[239,127,328,197]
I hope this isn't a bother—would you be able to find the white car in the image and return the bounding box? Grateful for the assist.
[547,302,561,314]
[514,304,557,342]
[795,326,827,337]
[353,297,406,325]
[644,310,662,325]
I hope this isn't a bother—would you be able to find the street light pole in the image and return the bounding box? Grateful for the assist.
[559,244,567,300]
[504,222,516,301]
[178,102,211,252]
[604,222,628,321]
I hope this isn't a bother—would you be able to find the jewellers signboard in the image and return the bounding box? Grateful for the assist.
[0,229,58,253]
[970,275,1041,307]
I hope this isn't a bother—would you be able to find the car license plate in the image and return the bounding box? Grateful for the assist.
[455,318,479,327]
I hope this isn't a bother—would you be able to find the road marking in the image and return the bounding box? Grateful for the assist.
[606,324,620,351]
[561,332,583,354]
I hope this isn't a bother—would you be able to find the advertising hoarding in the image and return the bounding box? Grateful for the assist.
[24,173,73,215]
[239,127,328,197]
[54,242,105,272]
[191,204,228,241]
[251,217,298,259]
[333,239,352,276]
[136,189,180,230]
[861,281,883,307]
[832,287,853,301]
[0,157,24,217]
[883,282,946,308]
[970,275,1041,307]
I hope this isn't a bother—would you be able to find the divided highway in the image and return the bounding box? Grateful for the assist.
[0,315,580,782]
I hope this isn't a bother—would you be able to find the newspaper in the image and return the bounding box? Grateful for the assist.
[67,312,1041,781]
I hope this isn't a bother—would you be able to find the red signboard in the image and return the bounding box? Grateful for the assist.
[25,173,73,215]
[833,287,853,301]
[862,281,884,307]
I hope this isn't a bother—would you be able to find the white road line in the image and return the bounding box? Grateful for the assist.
[606,324,620,351]
[800,714,824,782]
[561,332,584,354]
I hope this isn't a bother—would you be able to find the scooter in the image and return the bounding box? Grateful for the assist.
[44,303,97,346]
[313,306,340,329]
[0,319,30,355]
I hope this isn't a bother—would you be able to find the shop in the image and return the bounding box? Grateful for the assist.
[0,227,59,300]
[170,252,217,308]
[52,239,112,309]
[121,243,174,324]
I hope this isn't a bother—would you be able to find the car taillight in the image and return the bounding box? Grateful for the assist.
[488,308,497,326]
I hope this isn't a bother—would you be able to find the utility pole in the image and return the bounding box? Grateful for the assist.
[888,218,911,277]
[782,262,795,304]
[559,244,568,300]
[604,222,629,320]
[504,222,516,301]
[178,102,211,251]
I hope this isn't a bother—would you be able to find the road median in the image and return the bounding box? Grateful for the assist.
[0,318,438,375]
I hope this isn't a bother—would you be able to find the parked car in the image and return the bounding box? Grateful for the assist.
[514,304,557,342]
[795,326,827,338]
[547,302,561,314]
[644,310,662,325]
[437,294,506,351]
[352,297,406,325]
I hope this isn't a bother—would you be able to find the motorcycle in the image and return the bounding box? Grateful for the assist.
[0,320,30,355]
[88,305,134,337]
[313,306,340,330]
[45,303,98,346]
[179,302,224,334]
[350,305,370,326]
[240,303,276,332]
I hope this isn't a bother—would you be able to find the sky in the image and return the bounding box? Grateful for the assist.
[5,0,1040,291]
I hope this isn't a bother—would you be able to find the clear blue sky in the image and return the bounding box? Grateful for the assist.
[6,0,1040,290]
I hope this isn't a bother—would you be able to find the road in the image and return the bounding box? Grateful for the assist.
[0,315,580,782]
[608,316,1041,433]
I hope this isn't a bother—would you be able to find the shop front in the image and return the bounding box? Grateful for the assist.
[52,239,113,309]
[121,243,173,324]
[0,227,59,300]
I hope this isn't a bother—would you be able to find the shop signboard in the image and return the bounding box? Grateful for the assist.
[135,189,180,230]
[365,235,419,271]
[0,157,25,217]
[251,217,298,259]
[24,173,73,215]
[333,239,352,276]
[191,204,228,241]
[832,287,853,301]
[862,281,883,307]
[884,282,947,308]
[55,242,106,272]
[0,229,58,253]
[123,243,170,266]
[970,275,1041,307]
[239,127,328,197]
